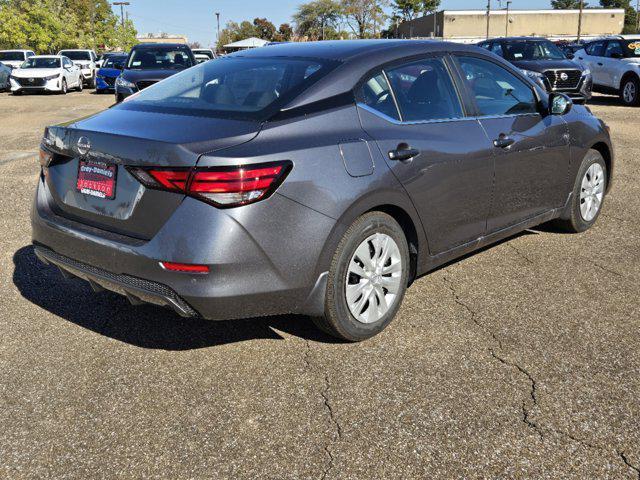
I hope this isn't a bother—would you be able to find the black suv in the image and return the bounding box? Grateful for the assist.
[115,43,196,102]
[478,37,592,104]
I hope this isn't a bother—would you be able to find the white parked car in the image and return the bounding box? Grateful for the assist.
[192,48,217,60]
[574,37,640,106]
[0,49,36,69]
[194,53,210,64]
[9,55,82,95]
[57,49,97,88]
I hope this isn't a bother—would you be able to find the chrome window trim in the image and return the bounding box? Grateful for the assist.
[358,102,542,125]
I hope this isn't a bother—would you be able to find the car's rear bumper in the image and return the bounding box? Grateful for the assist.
[31,174,333,320]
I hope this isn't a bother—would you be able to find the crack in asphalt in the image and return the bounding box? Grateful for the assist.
[585,258,624,278]
[304,339,342,480]
[444,274,640,477]
[507,243,535,266]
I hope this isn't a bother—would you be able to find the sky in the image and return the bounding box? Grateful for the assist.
[112,0,555,48]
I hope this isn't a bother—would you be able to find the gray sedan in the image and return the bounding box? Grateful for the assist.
[0,62,11,91]
[32,40,613,341]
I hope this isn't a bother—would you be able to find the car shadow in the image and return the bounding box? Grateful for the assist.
[12,245,341,350]
[587,95,623,107]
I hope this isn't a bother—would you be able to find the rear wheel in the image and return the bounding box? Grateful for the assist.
[60,79,67,95]
[76,76,83,92]
[312,212,410,342]
[553,149,607,233]
[88,74,96,89]
[620,75,640,106]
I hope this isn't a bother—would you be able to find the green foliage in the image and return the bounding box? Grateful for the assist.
[551,0,587,7]
[600,0,638,33]
[392,0,422,21]
[0,0,137,53]
[341,0,389,38]
[293,0,342,40]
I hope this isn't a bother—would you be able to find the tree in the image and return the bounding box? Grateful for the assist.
[420,0,440,14]
[293,0,342,40]
[551,0,587,7]
[341,0,389,38]
[253,17,277,41]
[276,23,294,42]
[392,0,422,22]
[600,0,637,33]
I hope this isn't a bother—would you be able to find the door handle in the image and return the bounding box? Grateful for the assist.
[578,57,583,60]
[493,136,515,149]
[597,62,603,66]
[388,146,420,161]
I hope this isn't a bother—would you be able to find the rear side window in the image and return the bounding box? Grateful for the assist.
[489,43,504,56]
[457,56,537,116]
[585,41,605,57]
[384,58,463,122]
[605,41,624,58]
[119,56,338,120]
[358,72,400,120]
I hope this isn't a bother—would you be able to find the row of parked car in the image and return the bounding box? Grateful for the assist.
[0,45,217,100]
[477,35,640,107]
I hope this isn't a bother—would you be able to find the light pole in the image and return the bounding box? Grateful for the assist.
[505,1,511,37]
[113,2,130,29]
[636,0,639,34]
[577,0,583,42]
[215,12,220,48]
[486,0,491,40]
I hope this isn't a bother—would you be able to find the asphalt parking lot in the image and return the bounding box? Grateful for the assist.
[1,89,639,479]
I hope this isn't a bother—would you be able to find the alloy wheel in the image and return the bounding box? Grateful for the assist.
[623,81,636,104]
[345,233,402,324]
[580,163,605,222]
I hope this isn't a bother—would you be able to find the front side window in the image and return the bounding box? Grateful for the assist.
[118,56,337,120]
[457,56,537,116]
[585,41,605,57]
[358,72,399,120]
[104,57,126,69]
[384,58,463,122]
[490,43,504,56]
[22,57,61,69]
[127,47,194,70]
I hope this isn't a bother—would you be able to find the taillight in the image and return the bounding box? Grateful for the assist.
[127,161,291,208]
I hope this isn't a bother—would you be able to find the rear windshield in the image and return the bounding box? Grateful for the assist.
[22,57,60,69]
[60,51,91,61]
[117,56,339,120]
[193,50,214,59]
[503,41,566,61]
[0,51,25,61]
[127,47,193,70]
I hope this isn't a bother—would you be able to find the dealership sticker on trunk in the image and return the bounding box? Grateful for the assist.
[76,160,117,199]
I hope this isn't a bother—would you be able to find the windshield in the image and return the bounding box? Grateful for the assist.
[118,56,338,120]
[22,57,60,69]
[104,56,126,69]
[503,41,566,61]
[0,51,25,61]
[127,47,194,70]
[623,40,640,57]
[59,51,91,61]
[193,49,214,59]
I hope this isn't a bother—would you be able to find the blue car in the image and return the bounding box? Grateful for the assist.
[96,54,127,94]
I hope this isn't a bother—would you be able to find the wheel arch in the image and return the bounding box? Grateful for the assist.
[619,70,639,92]
[589,141,613,192]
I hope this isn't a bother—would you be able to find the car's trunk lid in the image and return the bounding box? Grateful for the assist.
[44,107,261,240]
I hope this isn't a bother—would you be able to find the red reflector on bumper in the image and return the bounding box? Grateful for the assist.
[160,262,210,274]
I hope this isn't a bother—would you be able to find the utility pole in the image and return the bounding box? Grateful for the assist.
[505,1,511,37]
[433,9,437,38]
[486,0,491,40]
[636,0,639,34]
[113,2,130,29]
[577,0,583,42]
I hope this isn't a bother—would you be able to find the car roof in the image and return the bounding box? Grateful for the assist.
[58,49,94,52]
[492,37,552,42]
[234,40,488,111]
[0,49,33,52]
[32,55,62,58]
[134,43,190,49]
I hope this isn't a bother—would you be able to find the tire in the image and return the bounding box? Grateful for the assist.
[60,79,67,95]
[76,76,83,92]
[312,212,410,342]
[12,90,22,96]
[620,75,640,106]
[553,149,607,233]
[88,74,96,89]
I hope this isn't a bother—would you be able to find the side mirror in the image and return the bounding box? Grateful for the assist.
[566,52,575,59]
[549,93,573,116]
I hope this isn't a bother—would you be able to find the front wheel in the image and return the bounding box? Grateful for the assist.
[60,79,67,95]
[312,212,410,341]
[620,76,640,106]
[553,149,607,233]
[88,74,96,89]
[76,76,83,92]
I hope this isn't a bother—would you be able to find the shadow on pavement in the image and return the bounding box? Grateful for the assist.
[586,95,623,107]
[13,245,339,350]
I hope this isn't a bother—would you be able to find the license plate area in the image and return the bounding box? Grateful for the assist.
[76,160,117,200]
